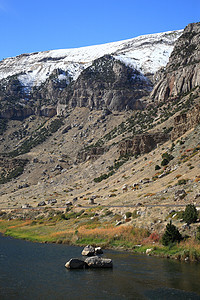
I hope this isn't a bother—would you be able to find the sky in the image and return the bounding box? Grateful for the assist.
[0,0,199,61]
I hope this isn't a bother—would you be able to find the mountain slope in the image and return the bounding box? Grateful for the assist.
[0,22,199,244]
[0,30,182,91]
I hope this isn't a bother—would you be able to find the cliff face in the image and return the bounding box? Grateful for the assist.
[119,132,169,157]
[0,29,182,119]
[151,22,200,102]
[59,55,152,112]
[171,104,200,140]
[77,147,106,162]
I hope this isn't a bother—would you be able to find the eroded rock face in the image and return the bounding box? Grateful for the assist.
[119,132,169,157]
[77,147,106,162]
[0,106,34,120]
[60,55,152,111]
[171,104,200,140]
[151,22,200,102]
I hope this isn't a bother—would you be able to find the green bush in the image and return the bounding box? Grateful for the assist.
[132,210,138,219]
[155,164,161,170]
[162,152,174,161]
[183,204,198,225]
[178,179,187,185]
[161,158,169,166]
[162,221,182,246]
[161,152,174,166]
[196,226,200,241]
[125,212,132,218]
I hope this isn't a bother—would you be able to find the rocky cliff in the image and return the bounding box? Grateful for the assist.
[151,22,200,102]
[0,29,182,119]
[171,104,200,140]
[77,146,106,162]
[119,132,169,157]
[59,55,152,112]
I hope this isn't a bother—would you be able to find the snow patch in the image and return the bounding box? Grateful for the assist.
[0,30,183,91]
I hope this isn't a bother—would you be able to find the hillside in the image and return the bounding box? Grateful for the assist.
[0,22,200,243]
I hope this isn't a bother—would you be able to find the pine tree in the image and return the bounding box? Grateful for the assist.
[162,221,182,246]
[183,204,198,225]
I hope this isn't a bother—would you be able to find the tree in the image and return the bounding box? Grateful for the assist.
[155,164,161,170]
[161,158,169,166]
[161,152,174,166]
[183,204,198,225]
[162,221,182,246]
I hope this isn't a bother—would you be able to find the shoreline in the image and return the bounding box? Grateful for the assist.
[0,218,200,263]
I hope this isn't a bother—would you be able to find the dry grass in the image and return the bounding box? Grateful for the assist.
[8,220,32,228]
[77,224,149,244]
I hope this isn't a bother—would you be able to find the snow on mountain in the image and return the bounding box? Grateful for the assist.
[0,30,183,90]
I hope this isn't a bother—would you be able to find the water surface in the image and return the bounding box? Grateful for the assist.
[0,234,200,299]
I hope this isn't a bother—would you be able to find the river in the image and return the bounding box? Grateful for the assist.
[0,234,200,299]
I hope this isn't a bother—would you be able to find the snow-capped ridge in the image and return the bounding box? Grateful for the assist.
[0,29,183,90]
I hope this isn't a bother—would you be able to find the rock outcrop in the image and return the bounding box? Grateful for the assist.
[119,132,169,157]
[151,22,200,102]
[59,55,152,112]
[77,146,106,162]
[171,104,200,140]
[0,106,34,120]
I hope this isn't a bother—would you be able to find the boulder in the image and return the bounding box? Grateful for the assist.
[65,201,73,207]
[146,248,152,255]
[48,199,57,205]
[81,245,95,256]
[62,125,71,134]
[38,201,46,207]
[95,247,103,255]
[65,258,86,269]
[85,256,113,268]
[175,189,186,200]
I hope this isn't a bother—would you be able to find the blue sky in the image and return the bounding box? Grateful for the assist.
[0,0,199,61]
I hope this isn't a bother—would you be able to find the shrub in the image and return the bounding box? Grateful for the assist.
[125,212,132,218]
[183,204,198,225]
[149,232,160,243]
[162,221,182,246]
[161,152,174,166]
[196,226,200,241]
[155,164,161,170]
[161,158,169,166]
[162,152,174,161]
[178,179,187,185]
[132,210,138,219]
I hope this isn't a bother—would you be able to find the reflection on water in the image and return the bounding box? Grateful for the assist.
[0,234,200,299]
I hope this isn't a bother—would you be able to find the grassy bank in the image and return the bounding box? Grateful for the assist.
[1,208,200,262]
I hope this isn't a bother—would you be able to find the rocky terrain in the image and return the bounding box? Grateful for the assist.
[0,22,200,241]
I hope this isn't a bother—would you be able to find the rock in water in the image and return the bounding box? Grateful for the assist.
[65,258,86,269]
[85,256,113,268]
[95,247,103,255]
[81,245,95,256]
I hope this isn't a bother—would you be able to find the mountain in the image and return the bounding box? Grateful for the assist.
[0,30,182,87]
[151,22,200,102]
[0,30,182,117]
[0,22,200,240]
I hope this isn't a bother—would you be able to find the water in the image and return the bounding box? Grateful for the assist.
[0,234,200,300]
